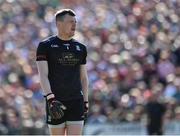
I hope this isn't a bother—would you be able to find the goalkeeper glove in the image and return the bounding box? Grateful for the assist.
[45,93,66,120]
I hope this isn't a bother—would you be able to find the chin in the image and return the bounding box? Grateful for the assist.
[69,32,75,37]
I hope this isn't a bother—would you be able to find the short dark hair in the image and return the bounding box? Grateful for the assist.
[55,9,76,22]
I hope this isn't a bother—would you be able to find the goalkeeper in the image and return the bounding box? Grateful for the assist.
[36,9,89,136]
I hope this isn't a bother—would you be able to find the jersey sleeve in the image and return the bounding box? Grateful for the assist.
[36,42,48,61]
[81,46,87,64]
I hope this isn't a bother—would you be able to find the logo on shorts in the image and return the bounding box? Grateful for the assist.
[48,115,51,122]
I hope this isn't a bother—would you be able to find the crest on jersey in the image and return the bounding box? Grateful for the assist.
[76,45,81,51]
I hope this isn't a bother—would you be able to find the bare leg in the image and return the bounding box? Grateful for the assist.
[48,123,66,135]
[66,121,84,135]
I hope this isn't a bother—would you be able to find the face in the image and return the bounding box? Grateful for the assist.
[57,14,76,37]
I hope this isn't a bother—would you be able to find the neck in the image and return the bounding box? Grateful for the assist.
[57,32,72,41]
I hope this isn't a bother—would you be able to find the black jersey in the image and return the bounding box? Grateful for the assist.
[36,35,87,100]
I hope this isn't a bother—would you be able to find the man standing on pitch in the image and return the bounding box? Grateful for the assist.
[145,91,166,135]
[36,9,89,135]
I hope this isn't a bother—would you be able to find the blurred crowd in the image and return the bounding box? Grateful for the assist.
[0,0,180,134]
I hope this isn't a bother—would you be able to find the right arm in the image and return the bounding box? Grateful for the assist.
[36,61,52,96]
[36,42,54,98]
[37,61,66,119]
[36,42,66,119]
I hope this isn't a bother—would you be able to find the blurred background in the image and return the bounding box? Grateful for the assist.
[0,0,180,135]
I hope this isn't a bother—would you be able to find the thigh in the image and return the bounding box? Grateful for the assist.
[48,123,66,135]
[66,122,84,135]
[65,98,84,135]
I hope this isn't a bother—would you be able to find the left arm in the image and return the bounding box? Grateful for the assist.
[80,65,89,102]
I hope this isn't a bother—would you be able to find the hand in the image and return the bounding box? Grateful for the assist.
[84,101,89,119]
[45,93,66,120]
